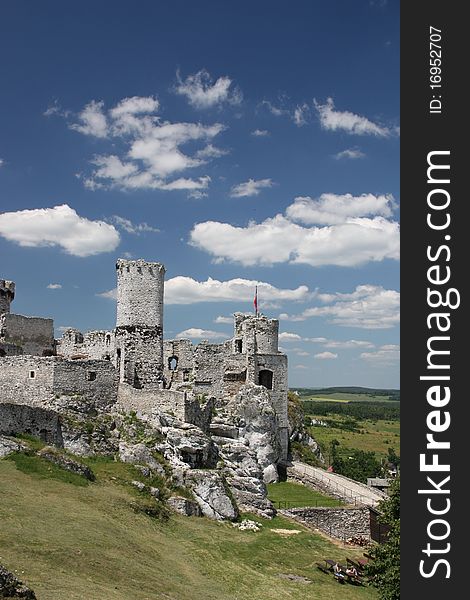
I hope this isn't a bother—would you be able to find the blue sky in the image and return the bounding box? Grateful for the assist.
[0,0,400,388]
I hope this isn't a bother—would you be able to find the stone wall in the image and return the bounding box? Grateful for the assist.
[115,326,163,388]
[52,359,118,409]
[0,279,15,315]
[57,329,115,360]
[0,313,55,356]
[116,259,165,328]
[163,339,194,388]
[234,313,280,355]
[281,506,371,541]
[0,402,63,446]
[0,356,55,405]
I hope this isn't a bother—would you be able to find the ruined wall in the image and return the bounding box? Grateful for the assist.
[115,327,163,388]
[192,342,226,399]
[0,402,63,446]
[0,313,55,356]
[0,356,55,405]
[281,507,371,541]
[57,329,115,360]
[163,339,194,388]
[52,359,118,409]
[0,279,15,315]
[0,342,22,357]
[116,259,165,328]
[234,313,280,355]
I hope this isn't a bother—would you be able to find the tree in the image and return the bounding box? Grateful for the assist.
[365,477,400,600]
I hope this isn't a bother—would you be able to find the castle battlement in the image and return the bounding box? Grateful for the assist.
[0,279,15,315]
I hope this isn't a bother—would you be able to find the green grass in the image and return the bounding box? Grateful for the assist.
[301,393,396,403]
[267,481,343,508]
[0,458,376,600]
[307,418,400,460]
[5,452,89,487]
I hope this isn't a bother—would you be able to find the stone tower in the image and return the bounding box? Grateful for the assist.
[115,259,166,389]
[0,280,15,315]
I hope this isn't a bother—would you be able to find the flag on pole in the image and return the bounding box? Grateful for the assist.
[254,285,258,316]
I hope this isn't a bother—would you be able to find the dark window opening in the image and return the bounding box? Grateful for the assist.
[29,370,36,379]
[87,371,97,381]
[105,334,111,345]
[168,356,178,371]
[258,369,273,390]
[235,339,243,353]
[0,349,5,357]
[183,370,190,381]
[42,349,54,357]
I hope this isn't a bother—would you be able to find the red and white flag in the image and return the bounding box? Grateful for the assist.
[253,286,258,315]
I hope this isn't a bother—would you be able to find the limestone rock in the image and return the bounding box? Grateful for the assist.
[118,442,165,474]
[38,447,95,481]
[184,470,238,521]
[131,480,146,491]
[227,475,276,519]
[165,426,218,469]
[0,564,37,599]
[167,495,202,517]
[0,436,27,458]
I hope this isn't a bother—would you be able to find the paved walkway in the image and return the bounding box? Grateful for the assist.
[289,461,386,507]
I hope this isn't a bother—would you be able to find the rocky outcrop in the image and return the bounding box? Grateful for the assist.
[38,447,95,481]
[0,436,27,458]
[118,441,166,475]
[167,496,202,517]
[0,564,36,599]
[164,424,219,469]
[184,470,238,521]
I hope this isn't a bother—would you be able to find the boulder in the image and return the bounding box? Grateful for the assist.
[167,496,202,517]
[184,470,238,521]
[0,564,36,599]
[0,436,27,458]
[165,426,218,469]
[118,442,165,475]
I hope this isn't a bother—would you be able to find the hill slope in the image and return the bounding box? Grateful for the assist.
[0,458,376,600]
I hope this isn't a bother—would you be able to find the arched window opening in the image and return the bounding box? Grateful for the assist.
[235,339,243,353]
[168,356,178,371]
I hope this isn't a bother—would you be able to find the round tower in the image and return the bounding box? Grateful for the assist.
[116,259,165,328]
[0,279,15,315]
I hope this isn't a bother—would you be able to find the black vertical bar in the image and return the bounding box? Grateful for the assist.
[401,2,466,598]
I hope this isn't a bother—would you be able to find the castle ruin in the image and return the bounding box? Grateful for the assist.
[0,260,289,460]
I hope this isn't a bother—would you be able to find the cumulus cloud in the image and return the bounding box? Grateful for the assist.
[361,344,400,364]
[281,285,400,329]
[0,158,4,167]
[190,212,399,267]
[47,283,62,289]
[294,364,309,370]
[230,178,274,198]
[278,332,303,342]
[286,193,396,225]
[214,316,233,324]
[165,276,310,305]
[314,351,338,360]
[98,276,310,307]
[251,129,269,137]
[65,96,226,192]
[70,100,108,138]
[314,98,391,137]
[334,148,366,160]
[293,103,309,126]
[110,215,159,234]
[175,328,226,340]
[174,69,242,109]
[0,204,120,257]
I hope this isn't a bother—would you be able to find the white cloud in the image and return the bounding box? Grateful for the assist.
[286,193,395,225]
[174,69,242,109]
[251,129,269,137]
[334,148,366,160]
[0,159,4,167]
[361,344,400,364]
[47,283,62,289]
[66,97,226,192]
[294,364,309,370]
[278,332,303,342]
[196,144,229,159]
[314,97,391,137]
[0,204,120,257]
[110,215,159,234]
[314,351,338,360]
[165,276,310,305]
[190,212,399,267]
[70,100,108,138]
[293,103,309,126]
[281,285,400,329]
[230,178,274,198]
[322,339,375,349]
[97,288,117,300]
[260,100,286,117]
[175,328,226,340]
[98,276,310,306]
[214,316,233,324]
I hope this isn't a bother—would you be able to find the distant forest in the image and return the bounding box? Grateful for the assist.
[292,386,400,402]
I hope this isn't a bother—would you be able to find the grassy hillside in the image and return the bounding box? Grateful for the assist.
[0,456,377,600]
